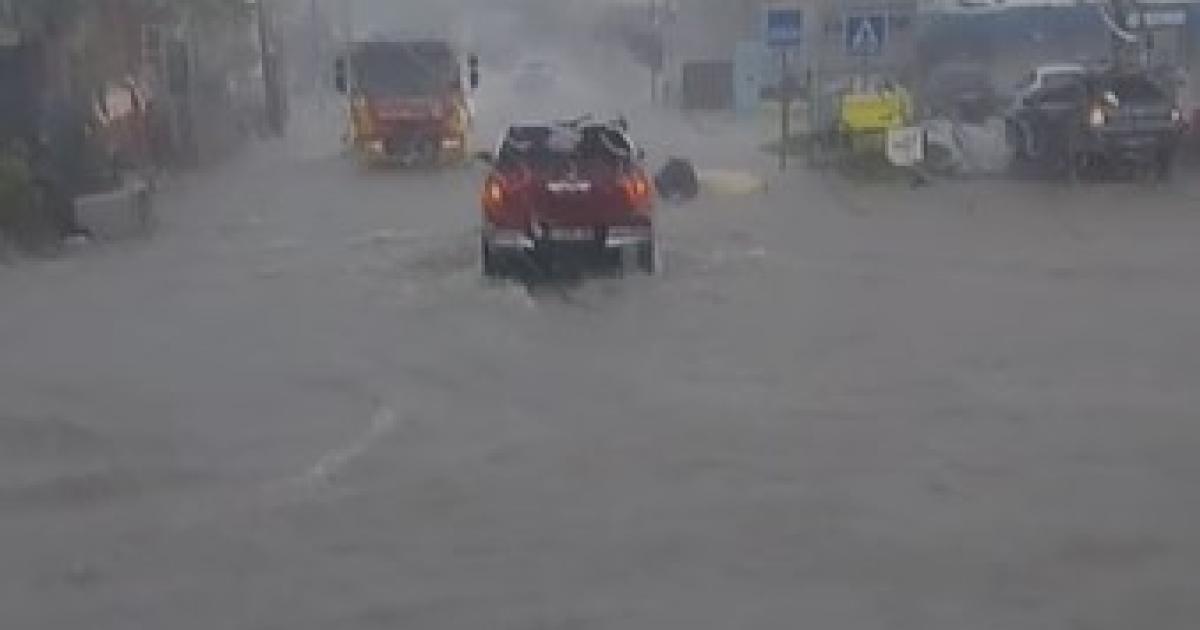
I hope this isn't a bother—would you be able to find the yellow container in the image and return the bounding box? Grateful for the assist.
[839,87,912,134]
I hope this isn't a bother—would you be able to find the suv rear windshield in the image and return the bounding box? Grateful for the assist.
[1099,77,1166,103]
[498,124,633,170]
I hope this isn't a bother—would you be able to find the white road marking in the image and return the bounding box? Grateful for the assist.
[295,404,400,488]
[167,404,398,523]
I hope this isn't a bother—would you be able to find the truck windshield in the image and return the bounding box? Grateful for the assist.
[352,43,458,97]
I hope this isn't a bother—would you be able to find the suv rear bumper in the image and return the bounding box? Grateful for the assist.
[1080,129,1179,161]
[484,224,653,252]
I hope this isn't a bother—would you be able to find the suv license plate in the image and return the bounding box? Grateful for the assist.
[548,228,595,242]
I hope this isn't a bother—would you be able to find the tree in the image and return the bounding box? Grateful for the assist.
[12,0,85,34]
[12,0,249,38]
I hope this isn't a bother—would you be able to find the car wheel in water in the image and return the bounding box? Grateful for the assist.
[1005,119,1027,160]
[1064,128,1083,183]
[1066,153,1082,183]
[1070,151,1096,182]
[481,237,504,279]
[1156,150,1175,181]
[637,240,656,275]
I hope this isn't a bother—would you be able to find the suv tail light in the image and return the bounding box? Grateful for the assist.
[621,172,652,211]
[482,167,535,226]
[483,175,506,215]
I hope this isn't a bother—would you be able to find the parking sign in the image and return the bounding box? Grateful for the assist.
[765,6,804,48]
[845,14,886,57]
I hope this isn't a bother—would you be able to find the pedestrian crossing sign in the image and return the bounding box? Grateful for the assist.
[846,15,886,57]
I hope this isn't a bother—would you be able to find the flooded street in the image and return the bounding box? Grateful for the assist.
[4,49,1200,630]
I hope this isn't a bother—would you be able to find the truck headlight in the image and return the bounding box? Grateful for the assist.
[1089,106,1106,128]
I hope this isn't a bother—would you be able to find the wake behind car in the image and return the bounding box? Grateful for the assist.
[1008,69,1182,180]
[478,118,656,278]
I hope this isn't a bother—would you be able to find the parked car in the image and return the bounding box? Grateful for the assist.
[1007,70,1182,179]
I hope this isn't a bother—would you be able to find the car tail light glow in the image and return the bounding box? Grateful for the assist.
[621,172,653,211]
[483,176,505,213]
[482,167,535,225]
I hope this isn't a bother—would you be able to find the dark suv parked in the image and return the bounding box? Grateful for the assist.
[1007,70,1182,180]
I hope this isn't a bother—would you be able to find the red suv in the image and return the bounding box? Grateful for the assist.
[478,119,656,277]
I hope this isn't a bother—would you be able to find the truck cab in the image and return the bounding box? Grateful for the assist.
[335,40,477,167]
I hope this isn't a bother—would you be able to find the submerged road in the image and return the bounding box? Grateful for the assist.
[3,52,1200,630]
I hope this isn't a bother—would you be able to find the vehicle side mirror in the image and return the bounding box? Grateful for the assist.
[473,150,495,166]
[334,57,347,94]
[468,54,480,91]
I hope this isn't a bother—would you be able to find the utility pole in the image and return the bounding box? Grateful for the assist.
[344,0,355,44]
[310,0,320,93]
[257,0,284,136]
[649,0,659,103]
[780,48,791,172]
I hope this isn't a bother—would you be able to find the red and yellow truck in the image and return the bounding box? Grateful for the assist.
[335,39,478,167]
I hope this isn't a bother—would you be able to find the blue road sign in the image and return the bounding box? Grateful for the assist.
[845,14,886,57]
[765,7,804,48]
